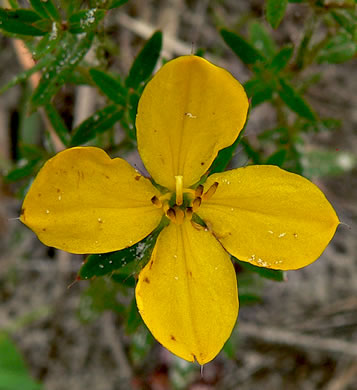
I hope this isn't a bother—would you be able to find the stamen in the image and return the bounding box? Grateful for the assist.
[173,206,185,225]
[185,207,193,220]
[166,208,176,223]
[192,197,201,212]
[163,201,170,214]
[175,175,183,206]
[151,195,162,208]
[202,182,219,201]
[195,185,204,197]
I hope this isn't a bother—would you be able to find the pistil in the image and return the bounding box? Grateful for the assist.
[175,175,184,206]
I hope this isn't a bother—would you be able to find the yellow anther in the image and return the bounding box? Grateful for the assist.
[175,175,183,206]
[151,195,162,208]
[195,185,204,197]
[202,182,219,201]
[185,207,193,220]
[173,206,185,225]
[192,197,201,212]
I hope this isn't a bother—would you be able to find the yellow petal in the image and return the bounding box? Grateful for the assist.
[135,220,238,364]
[197,166,339,270]
[136,55,249,191]
[20,147,163,254]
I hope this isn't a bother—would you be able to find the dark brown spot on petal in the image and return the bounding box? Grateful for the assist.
[201,162,204,166]
[191,353,197,362]
[143,277,150,284]
[170,335,176,341]
[149,261,154,270]
[42,228,47,232]
[135,175,141,181]
[105,175,110,179]
[188,270,193,277]
[57,188,61,193]
[20,208,25,216]
[38,193,41,197]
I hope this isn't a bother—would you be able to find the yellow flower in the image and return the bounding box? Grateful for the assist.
[20,56,339,365]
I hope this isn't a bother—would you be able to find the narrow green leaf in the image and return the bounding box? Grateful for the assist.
[0,333,42,390]
[244,78,274,107]
[278,78,316,121]
[125,30,163,89]
[269,44,294,72]
[331,10,356,36]
[220,29,265,65]
[0,8,47,36]
[68,8,106,34]
[266,0,288,29]
[89,68,127,105]
[0,54,53,95]
[30,0,50,19]
[30,0,60,21]
[31,33,94,109]
[317,33,357,64]
[249,21,277,58]
[44,104,70,146]
[236,258,286,282]
[265,149,287,166]
[70,105,123,146]
[5,158,42,182]
[109,0,129,9]
[33,27,61,59]
[78,220,167,279]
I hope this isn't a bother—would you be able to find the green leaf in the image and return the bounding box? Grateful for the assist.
[78,220,167,279]
[78,278,124,323]
[331,10,356,36]
[125,30,163,90]
[236,258,286,282]
[244,78,274,107]
[266,0,288,29]
[278,78,316,121]
[317,33,357,64]
[89,68,127,105]
[0,332,42,390]
[221,28,265,65]
[269,44,294,72]
[44,104,70,146]
[33,27,61,59]
[29,0,61,21]
[68,8,106,34]
[109,0,130,9]
[0,53,53,95]
[265,149,287,166]
[0,8,48,36]
[70,104,123,146]
[249,21,277,58]
[30,33,94,110]
[5,158,42,182]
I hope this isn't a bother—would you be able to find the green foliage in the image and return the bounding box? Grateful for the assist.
[125,31,163,89]
[0,333,42,390]
[266,0,288,29]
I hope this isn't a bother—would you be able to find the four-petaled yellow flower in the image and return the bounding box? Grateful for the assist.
[20,56,339,365]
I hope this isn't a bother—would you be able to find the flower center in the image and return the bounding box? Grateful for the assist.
[151,177,219,226]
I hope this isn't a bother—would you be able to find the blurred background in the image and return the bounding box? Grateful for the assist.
[0,0,356,389]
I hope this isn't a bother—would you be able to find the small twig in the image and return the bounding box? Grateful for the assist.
[102,312,133,386]
[238,322,357,358]
[326,361,357,390]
